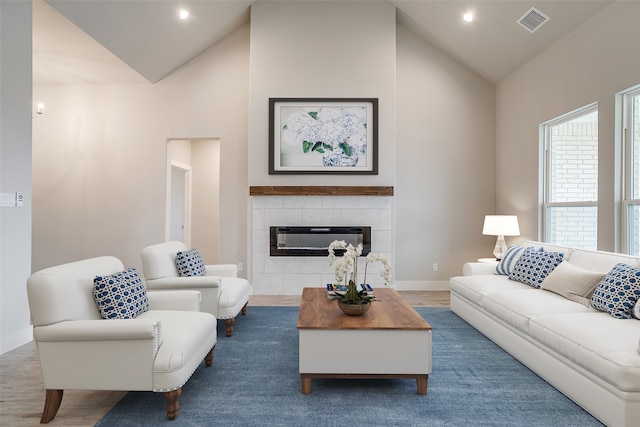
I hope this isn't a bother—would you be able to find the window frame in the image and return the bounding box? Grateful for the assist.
[621,86,640,255]
[540,103,599,247]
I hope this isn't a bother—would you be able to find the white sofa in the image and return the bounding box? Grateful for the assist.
[450,241,640,427]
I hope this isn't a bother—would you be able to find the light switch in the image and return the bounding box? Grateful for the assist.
[0,193,15,207]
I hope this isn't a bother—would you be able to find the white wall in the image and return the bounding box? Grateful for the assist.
[30,0,499,301]
[496,1,640,252]
[1,1,33,353]
[247,1,397,186]
[396,25,496,281]
[191,139,220,264]
[24,0,638,325]
[32,22,250,274]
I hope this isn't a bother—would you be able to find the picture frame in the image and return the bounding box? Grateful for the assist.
[269,98,378,174]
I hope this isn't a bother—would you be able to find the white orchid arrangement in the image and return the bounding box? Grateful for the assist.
[327,240,391,305]
[281,107,368,158]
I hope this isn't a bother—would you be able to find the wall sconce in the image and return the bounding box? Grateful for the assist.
[482,215,520,260]
[35,103,45,115]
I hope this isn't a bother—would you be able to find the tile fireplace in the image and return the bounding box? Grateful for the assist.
[250,187,394,295]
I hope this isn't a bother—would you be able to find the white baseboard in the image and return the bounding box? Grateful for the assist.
[1,326,33,355]
[393,280,450,291]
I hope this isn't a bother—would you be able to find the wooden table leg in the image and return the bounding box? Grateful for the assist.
[416,375,428,395]
[301,375,312,394]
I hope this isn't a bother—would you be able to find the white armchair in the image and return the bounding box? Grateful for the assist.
[141,241,252,337]
[26,256,217,423]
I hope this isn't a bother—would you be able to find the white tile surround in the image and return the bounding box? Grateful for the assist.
[251,195,394,295]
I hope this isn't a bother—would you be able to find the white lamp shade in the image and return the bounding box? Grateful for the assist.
[482,215,520,236]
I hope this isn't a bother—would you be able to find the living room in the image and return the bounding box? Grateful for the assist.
[1,0,639,424]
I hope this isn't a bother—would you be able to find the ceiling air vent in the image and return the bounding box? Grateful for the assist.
[517,7,550,33]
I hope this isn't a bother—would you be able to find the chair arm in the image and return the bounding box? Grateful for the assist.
[147,290,201,311]
[463,262,498,276]
[33,320,161,390]
[33,319,160,342]
[146,276,221,290]
[205,264,238,277]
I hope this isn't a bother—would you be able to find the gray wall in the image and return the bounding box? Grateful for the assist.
[1,1,33,353]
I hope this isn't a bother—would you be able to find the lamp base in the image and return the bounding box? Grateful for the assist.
[493,235,507,261]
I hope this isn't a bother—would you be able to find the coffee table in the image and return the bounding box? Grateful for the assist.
[297,287,432,395]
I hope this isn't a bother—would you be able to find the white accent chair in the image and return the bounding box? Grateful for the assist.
[141,241,252,337]
[26,256,217,423]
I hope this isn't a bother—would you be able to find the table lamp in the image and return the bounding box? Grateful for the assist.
[482,215,520,260]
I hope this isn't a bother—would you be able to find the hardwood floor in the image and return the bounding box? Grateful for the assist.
[0,291,449,427]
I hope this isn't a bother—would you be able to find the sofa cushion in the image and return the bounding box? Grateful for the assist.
[138,309,217,391]
[508,247,564,288]
[175,248,206,277]
[528,312,640,392]
[567,248,640,273]
[540,261,605,306]
[481,288,593,333]
[450,275,532,307]
[495,245,526,275]
[635,299,640,320]
[93,267,149,319]
[591,263,640,319]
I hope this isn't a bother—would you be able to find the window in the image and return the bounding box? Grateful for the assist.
[541,105,598,250]
[622,86,640,255]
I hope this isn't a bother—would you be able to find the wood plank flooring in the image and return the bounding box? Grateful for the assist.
[0,291,449,427]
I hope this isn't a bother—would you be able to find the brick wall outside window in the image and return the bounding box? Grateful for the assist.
[548,122,598,250]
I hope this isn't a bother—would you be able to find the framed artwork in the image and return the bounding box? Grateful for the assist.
[269,98,378,174]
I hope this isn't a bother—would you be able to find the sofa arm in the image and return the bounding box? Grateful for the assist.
[205,264,238,277]
[146,275,221,290]
[34,319,160,342]
[463,262,498,276]
[147,290,201,311]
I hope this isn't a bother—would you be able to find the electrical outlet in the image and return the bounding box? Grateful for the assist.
[238,262,244,272]
[432,263,438,272]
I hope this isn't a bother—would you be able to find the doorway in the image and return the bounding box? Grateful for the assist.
[166,138,221,264]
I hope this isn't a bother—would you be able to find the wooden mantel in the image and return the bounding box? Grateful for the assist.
[249,186,394,196]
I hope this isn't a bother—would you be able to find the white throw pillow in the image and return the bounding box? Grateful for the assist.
[634,298,640,320]
[540,261,605,306]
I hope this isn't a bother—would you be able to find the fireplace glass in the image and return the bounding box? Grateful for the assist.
[270,226,371,257]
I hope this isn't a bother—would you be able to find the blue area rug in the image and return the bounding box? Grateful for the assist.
[95,306,602,426]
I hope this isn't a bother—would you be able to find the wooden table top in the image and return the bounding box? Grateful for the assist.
[297,287,432,331]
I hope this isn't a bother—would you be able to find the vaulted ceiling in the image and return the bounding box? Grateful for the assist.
[33,0,613,85]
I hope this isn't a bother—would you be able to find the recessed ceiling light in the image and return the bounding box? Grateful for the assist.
[179,9,189,20]
[463,12,474,23]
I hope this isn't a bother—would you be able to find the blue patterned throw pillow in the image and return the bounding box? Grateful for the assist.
[495,245,526,275]
[591,263,640,319]
[508,247,564,288]
[175,248,206,277]
[93,267,149,319]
